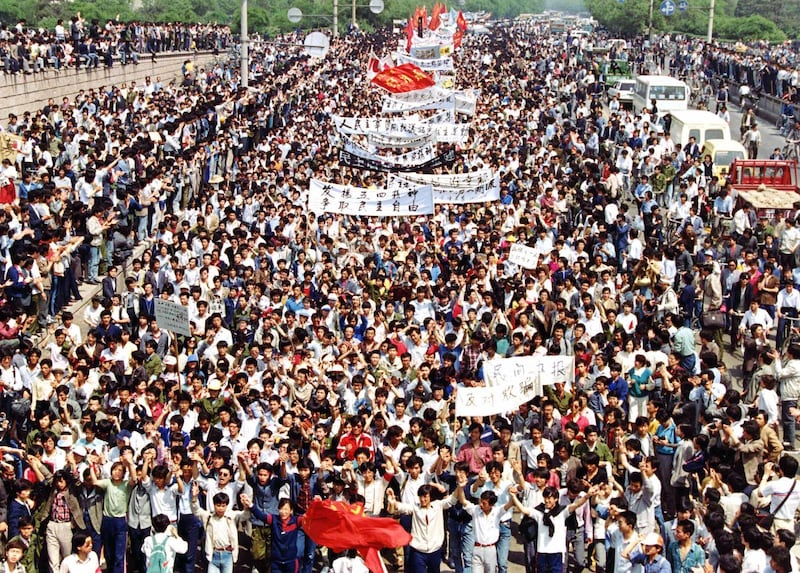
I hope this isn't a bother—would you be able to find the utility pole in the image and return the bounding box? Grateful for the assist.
[241,0,248,88]
[333,0,339,37]
[352,0,357,31]
[707,0,715,42]
[648,0,654,41]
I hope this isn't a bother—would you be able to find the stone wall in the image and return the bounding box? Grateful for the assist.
[0,50,220,115]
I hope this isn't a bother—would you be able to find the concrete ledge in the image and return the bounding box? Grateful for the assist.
[2,51,221,115]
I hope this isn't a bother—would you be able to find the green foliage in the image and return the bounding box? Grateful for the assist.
[587,0,791,40]
[0,0,794,42]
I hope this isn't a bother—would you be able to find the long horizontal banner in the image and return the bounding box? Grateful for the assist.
[342,136,437,167]
[382,91,478,116]
[395,52,455,71]
[338,148,457,172]
[395,168,495,188]
[455,355,574,417]
[333,114,469,144]
[308,179,434,217]
[388,173,500,204]
[367,131,434,149]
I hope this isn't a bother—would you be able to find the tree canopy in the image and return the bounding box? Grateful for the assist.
[0,0,795,42]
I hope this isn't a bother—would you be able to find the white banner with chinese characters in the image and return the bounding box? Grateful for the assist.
[367,131,435,149]
[507,243,541,270]
[388,172,500,204]
[455,355,575,417]
[332,112,469,144]
[342,136,437,167]
[392,168,494,188]
[308,179,434,217]
[381,90,478,115]
[395,52,455,71]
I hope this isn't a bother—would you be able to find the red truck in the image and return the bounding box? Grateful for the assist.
[730,159,800,220]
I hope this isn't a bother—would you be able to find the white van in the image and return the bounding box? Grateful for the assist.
[668,110,731,146]
[631,75,689,113]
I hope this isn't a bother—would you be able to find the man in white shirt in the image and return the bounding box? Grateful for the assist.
[741,299,774,334]
[387,483,456,572]
[756,456,800,532]
[511,484,599,573]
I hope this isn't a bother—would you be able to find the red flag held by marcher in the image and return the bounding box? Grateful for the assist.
[453,28,463,49]
[405,16,414,52]
[302,500,411,573]
[456,10,467,31]
[429,3,443,30]
[370,63,435,93]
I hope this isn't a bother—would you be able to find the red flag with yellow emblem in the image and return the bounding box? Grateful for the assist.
[303,500,411,573]
[370,63,435,93]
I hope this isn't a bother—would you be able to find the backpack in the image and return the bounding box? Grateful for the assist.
[146,536,170,573]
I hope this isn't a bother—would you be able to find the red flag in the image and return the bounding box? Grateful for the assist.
[456,10,467,31]
[453,27,463,49]
[405,16,414,52]
[370,63,435,93]
[421,6,428,28]
[429,3,443,30]
[302,500,411,573]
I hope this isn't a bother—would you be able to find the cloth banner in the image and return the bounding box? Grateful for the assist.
[411,45,442,59]
[303,499,411,573]
[382,89,478,115]
[507,243,541,270]
[367,131,434,149]
[370,63,435,94]
[388,172,500,204]
[382,93,454,113]
[333,112,468,143]
[395,52,455,71]
[338,148,457,173]
[455,355,575,417]
[393,168,495,188]
[342,136,437,166]
[308,178,434,216]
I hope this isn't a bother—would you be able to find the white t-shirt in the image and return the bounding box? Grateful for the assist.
[760,477,800,519]
[531,505,569,554]
[59,552,99,573]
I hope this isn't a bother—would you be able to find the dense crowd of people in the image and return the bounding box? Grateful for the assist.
[0,13,798,573]
[0,19,231,74]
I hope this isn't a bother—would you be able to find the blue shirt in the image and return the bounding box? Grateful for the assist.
[666,541,705,573]
[655,423,677,455]
[630,552,672,573]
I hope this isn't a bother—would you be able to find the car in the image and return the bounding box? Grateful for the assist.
[607,79,636,107]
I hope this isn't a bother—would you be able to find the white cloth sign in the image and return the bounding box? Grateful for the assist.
[455,355,575,417]
[333,115,469,144]
[394,169,495,188]
[308,179,434,217]
[154,299,191,337]
[395,52,455,71]
[507,243,541,270]
[342,136,437,166]
[367,131,434,149]
[388,173,500,204]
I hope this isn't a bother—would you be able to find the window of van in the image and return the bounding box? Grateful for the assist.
[706,129,724,140]
[689,129,701,141]
[715,150,744,167]
[650,85,686,100]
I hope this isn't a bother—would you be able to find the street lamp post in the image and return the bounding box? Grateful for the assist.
[707,0,715,42]
[241,0,249,88]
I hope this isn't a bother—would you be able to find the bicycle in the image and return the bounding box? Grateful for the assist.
[782,140,799,160]
[779,314,800,356]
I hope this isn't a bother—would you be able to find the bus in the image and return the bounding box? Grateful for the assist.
[631,75,689,113]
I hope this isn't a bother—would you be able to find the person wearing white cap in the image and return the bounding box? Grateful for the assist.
[621,532,670,573]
